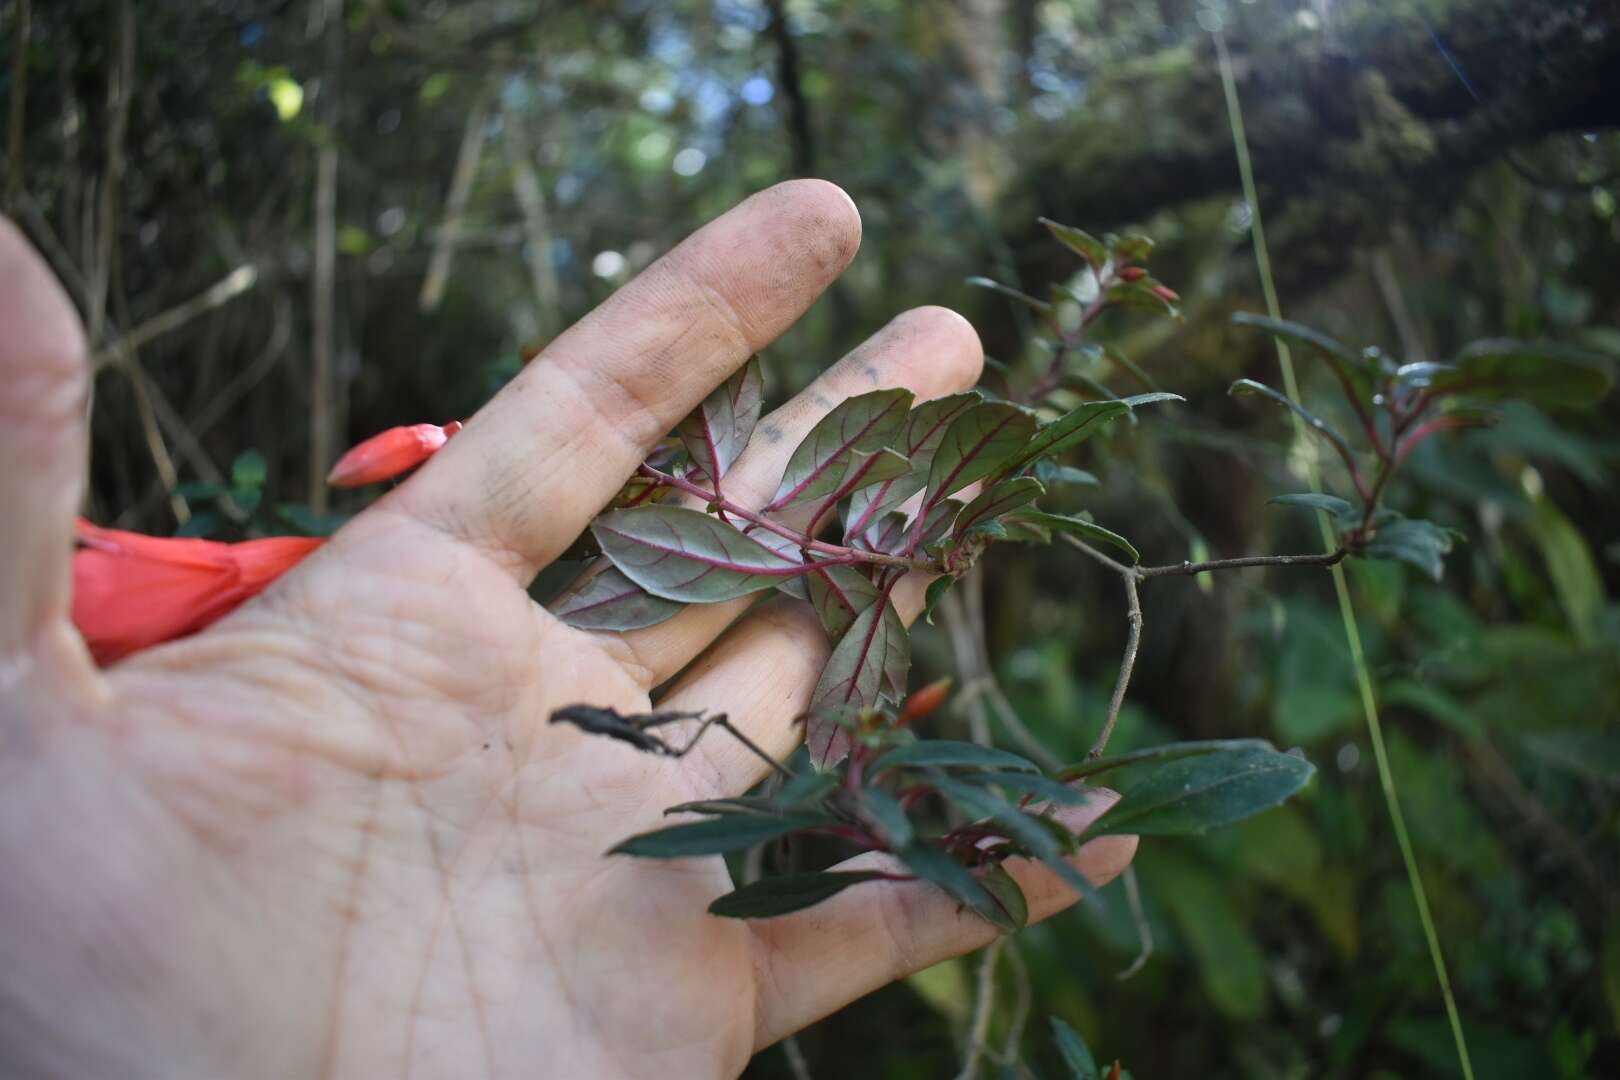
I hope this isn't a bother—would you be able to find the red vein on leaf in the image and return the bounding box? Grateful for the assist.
[763,395,908,513]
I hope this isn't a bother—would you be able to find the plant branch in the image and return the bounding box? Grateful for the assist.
[1061,534,1345,757]
[1091,566,1141,760]
[954,938,1003,1080]
[419,71,498,311]
[1213,28,1474,1078]
[1137,549,1346,579]
[90,265,259,370]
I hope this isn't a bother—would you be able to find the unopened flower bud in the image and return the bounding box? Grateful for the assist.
[327,421,463,488]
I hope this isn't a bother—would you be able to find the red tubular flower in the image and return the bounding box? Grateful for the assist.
[71,520,323,666]
[1150,284,1180,303]
[326,420,462,488]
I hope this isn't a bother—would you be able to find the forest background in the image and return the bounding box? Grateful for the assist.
[5,1,1618,1076]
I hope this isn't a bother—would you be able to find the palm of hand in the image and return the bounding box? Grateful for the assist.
[0,183,1133,1080]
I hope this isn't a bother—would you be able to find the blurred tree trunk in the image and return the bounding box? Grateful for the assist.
[1005,0,1620,293]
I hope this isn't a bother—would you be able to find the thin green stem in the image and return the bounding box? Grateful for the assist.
[1214,29,1474,1080]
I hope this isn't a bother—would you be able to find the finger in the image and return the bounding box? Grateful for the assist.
[599,304,983,690]
[749,790,1139,1051]
[389,179,861,582]
[0,217,91,656]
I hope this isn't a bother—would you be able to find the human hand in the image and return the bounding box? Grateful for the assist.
[0,182,1135,1079]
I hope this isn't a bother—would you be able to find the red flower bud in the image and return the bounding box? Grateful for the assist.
[327,421,462,488]
[71,520,323,665]
[897,677,952,727]
[1150,284,1180,303]
[1117,266,1147,282]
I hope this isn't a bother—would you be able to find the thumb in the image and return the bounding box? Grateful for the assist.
[0,216,90,656]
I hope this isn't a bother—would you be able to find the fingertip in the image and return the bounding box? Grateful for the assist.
[894,305,985,391]
[0,216,89,384]
[754,179,863,275]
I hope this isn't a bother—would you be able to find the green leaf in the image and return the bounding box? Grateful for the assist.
[708,871,889,919]
[1529,495,1604,644]
[1229,379,1356,461]
[1151,851,1268,1019]
[172,481,227,500]
[853,787,914,849]
[553,566,685,630]
[954,477,1044,536]
[1081,746,1315,838]
[978,863,1029,931]
[805,563,881,641]
[808,597,909,767]
[925,402,1038,504]
[174,511,224,538]
[1106,281,1178,318]
[1049,1016,1100,1080]
[896,842,1016,932]
[965,275,1052,312]
[1008,511,1139,564]
[610,812,831,857]
[922,574,955,625]
[676,355,763,484]
[592,505,805,603]
[769,388,913,511]
[869,740,1041,774]
[1432,339,1613,408]
[1360,516,1456,581]
[1112,233,1155,262]
[231,449,268,490]
[1119,391,1184,409]
[1057,738,1278,781]
[932,775,1097,901]
[663,771,843,818]
[846,393,981,534]
[1001,400,1130,473]
[1269,492,1356,522]
[1604,917,1620,1031]
[1231,312,1379,394]
[275,503,350,537]
[1034,460,1099,488]
[1038,218,1108,267]
[958,770,1087,805]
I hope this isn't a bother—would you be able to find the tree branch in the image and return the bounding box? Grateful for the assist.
[954,937,1003,1080]
[90,265,259,370]
[1062,534,1346,756]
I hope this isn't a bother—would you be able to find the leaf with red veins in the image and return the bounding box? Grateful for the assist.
[768,388,913,513]
[591,505,807,603]
[552,566,684,631]
[805,563,881,641]
[808,593,910,768]
[845,392,980,537]
[923,402,1037,507]
[676,355,763,488]
[952,477,1045,539]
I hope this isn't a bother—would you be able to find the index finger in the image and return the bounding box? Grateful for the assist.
[387,180,861,582]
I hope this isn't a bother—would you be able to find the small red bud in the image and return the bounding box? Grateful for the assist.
[1106,1064,1122,1080]
[1118,266,1147,282]
[898,677,952,727]
[327,421,462,487]
[1150,284,1180,303]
